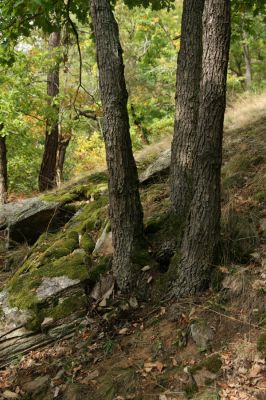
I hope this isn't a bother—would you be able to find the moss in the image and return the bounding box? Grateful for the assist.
[257,332,266,353]
[41,171,108,205]
[7,250,90,311]
[191,355,222,375]
[26,291,88,331]
[131,247,151,266]
[145,214,167,234]
[80,233,95,254]
[184,381,198,399]
[255,189,266,203]
[42,192,78,203]
[72,195,108,233]
[88,256,112,285]
[42,237,77,260]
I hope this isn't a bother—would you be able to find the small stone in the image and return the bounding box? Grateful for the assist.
[41,317,54,329]
[141,265,151,272]
[23,375,50,393]
[2,390,19,399]
[190,320,215,351]
[129,296,138,309]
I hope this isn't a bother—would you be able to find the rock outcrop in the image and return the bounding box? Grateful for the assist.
[0,172,111,366]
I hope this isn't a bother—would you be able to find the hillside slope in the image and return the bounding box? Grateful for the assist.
[0,92,265,400]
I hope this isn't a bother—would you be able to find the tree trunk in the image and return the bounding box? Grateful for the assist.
[56,133,71,187]
[170,0,204,218]
[0,133,8,205]
[242,32,252,88]
[130,103,149,145]
[172,0,231,297]
[39,31,60,192]
[90,0,144,290]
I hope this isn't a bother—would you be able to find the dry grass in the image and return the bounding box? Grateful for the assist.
[225,91,266,131]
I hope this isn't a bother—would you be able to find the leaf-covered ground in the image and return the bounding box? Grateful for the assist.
[0,92,265,400]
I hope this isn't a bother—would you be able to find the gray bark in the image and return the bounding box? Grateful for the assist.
[0,126,7,205]
[90,0,144,290]
[39,31,61,192]
[172,0,231,297]
[170,0,204,218]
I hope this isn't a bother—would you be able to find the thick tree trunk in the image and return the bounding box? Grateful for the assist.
[90,0,144,290]
[0,134,8,205]
[170,0,204,218]
[39,31,60,192]
[56,133,71,187]
[172,0,231,297]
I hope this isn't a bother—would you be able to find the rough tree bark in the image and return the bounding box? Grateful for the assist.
[39,31,60,192]
[170,0,204,218]
[56,133,71,187]
[0,126,8,205]
[172,0,231,297]
[90,0,144,290]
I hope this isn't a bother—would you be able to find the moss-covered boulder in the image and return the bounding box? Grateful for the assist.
[0,173,110,367]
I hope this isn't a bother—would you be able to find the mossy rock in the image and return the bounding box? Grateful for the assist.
[80,233,95,254]
[88,256,112,286]
[7,250,90,311]
[191,354,222,375]
[26,289,88,331]
[257,332,266,353]
[70,195,108,233]
[40,236,79,264]
[41,171,108,205]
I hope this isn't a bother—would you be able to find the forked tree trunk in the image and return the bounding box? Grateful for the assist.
[90,0,144,290]
[170,0,204,218]
[39,31,60,192]
[0,134,8,205]
[172,0,231,297]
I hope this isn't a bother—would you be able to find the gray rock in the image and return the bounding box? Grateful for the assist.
[93,223,113,256]
[0,197,61,244]
[140,149,170,184]
[36,276,80,300]
[22,375,50,393]
[2,390,19,399]
[190,320,215,351]
[63,383,95,400]
[0,290,31,337]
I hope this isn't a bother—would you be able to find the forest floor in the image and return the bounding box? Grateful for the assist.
[0,92,265,400]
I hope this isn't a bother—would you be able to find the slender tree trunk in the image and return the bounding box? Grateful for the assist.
[170,0,204,218]
[90,0,144,290]
[0,133,8,205]
[56,132,71,187]
[130,103,149,145]
[172,0,231,297]
[242,32,252,88]
[39,31,60,192]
